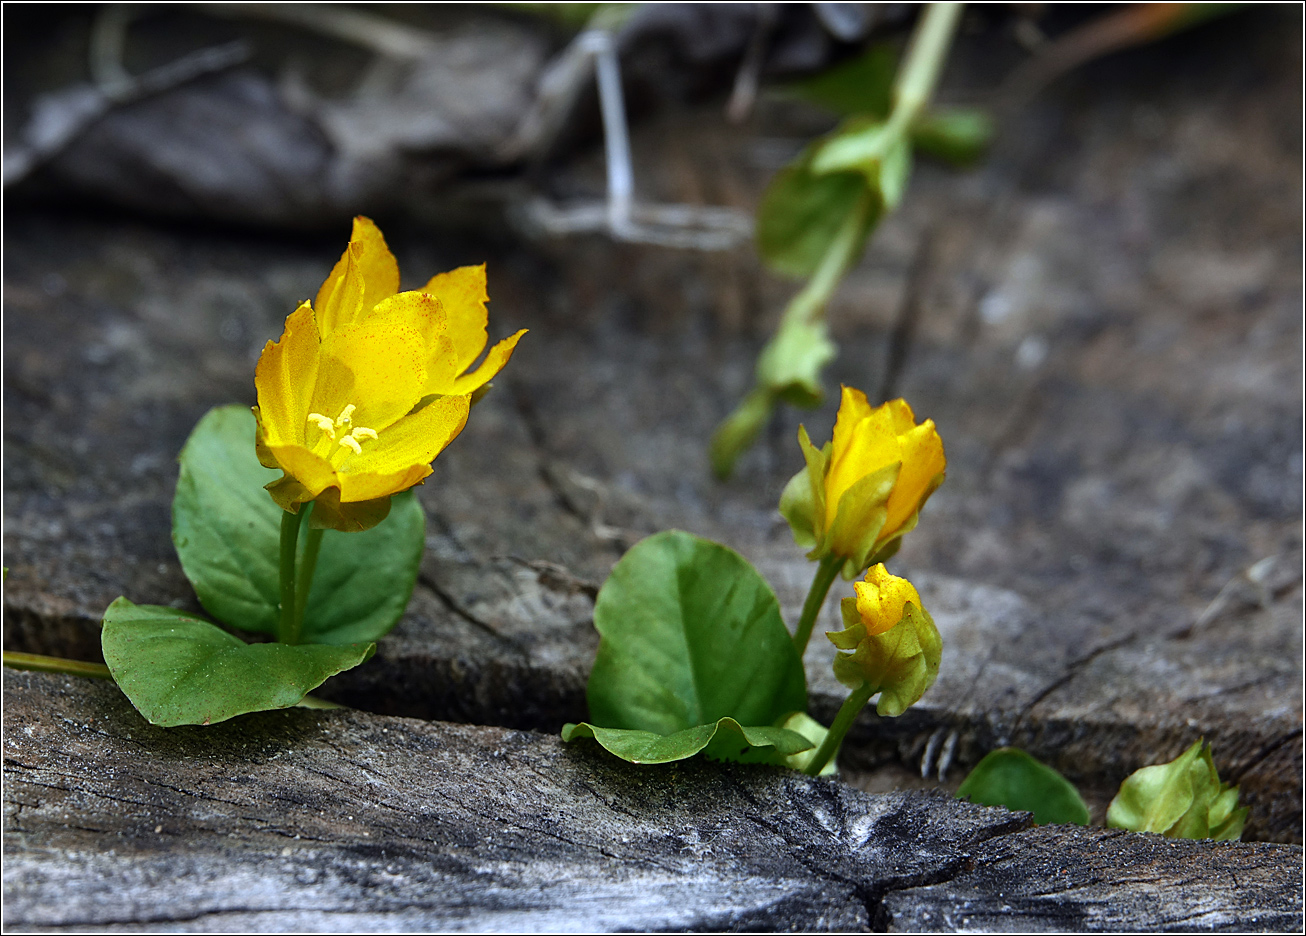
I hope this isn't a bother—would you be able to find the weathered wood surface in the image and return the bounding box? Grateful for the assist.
[4,671,1300,932]
[4,3,1301,853]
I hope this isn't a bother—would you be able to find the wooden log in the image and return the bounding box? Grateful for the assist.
[4,671,1300,932]
[4,9,1300,845]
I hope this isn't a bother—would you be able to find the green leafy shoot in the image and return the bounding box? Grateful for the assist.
[1107,739,1247,841]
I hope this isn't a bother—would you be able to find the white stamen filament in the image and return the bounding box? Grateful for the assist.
[352,427,378,441]
[339,435,363,455]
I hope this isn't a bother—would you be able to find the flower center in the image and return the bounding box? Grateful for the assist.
[307,403,378,463]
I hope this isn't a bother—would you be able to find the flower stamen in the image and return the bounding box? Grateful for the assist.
[307,413,336,439]
[338,435,363,455]
[335,403,356,430]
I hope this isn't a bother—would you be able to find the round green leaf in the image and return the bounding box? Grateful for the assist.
[957,747,1090,826]
[562,718,812,766]
[101,598,374,727]
[172,405,424,644]
[756,147,875,280]
[587,530,807,736]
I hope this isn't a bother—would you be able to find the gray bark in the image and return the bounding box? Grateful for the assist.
[5,670,1301,932]
[3,0,1300,859]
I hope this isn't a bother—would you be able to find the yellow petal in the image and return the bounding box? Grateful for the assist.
[829,386,875,474]
[882,419,945,538]
[265,444,337,501]
[420,264,489,374]
[313,314,429,434]
[339,394,471,499]
[315,217,400,336]
[366,290,449,354]
[362,290,468,394]
[252,406,280,469]
[884,398,917,435]
[853,564,922,635]
[448,329,527,396]
[338,463,432,504]
[825,404,900,530]
[254,301,319,448]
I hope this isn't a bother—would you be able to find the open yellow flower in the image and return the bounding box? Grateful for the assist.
[828,564,941,717]
[780,386,945,577]
[254,217,526,531]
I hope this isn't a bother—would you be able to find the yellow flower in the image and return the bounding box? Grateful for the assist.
[827,564,941,716]
[253,217,526,532]
[779,386,945,577]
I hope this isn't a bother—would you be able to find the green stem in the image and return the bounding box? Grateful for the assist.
[804,680,876,777]
[293,520,325,640]
[793,554,843,658]
[278,509,303,644]
[780,190,874,332]
[893,3,964,126]
[3,651,112,680]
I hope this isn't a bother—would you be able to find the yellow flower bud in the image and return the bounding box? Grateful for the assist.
[853,563,923,636]
[827,565,941,717]
[779,386,945,578]
[253,217,526,532]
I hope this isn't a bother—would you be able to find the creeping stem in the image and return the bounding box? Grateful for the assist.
[277,509,303,644]
[709,3,963,479]
[792,554,843,657]
[892,2,964,132]
[3,651,112,680]
[804,679,876,777]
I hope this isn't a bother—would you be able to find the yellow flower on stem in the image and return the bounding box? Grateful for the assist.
[782,387,945,658]
[254,217,526,532]
[827,564,942,716]
[802,564,942,776]
[780,386,945,579]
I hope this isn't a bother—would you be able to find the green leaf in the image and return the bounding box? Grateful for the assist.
[786,43,897,119]
[777,711,837,776]
[562,718,812,766]
[101,598,374,727]
[756,145,876,280]
[755,317,837,407]
[911,106,994,167]
[957,748,1090,826]
[172,405,424,644]
[586,530,808,737]
[811,119,913,211]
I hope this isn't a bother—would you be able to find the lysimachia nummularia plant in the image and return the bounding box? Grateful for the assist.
[100,217,525,726]
[565,386,947,776]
